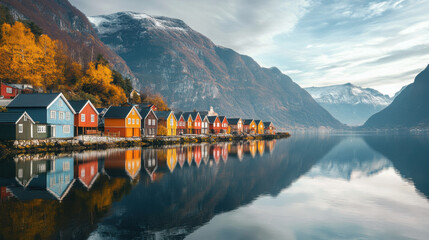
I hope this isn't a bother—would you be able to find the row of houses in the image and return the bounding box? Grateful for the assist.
[0,93,275,140]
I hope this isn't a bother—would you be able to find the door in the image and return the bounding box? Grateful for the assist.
[51,125,56,138]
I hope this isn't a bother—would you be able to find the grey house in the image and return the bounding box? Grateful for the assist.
[0,112,48,140]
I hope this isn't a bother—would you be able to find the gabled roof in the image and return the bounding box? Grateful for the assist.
[0,111,35,124]
[243,119,254,125]
[218,116,228,123]
[139,107,158,120]
[104,106,141,119]
[227,118,241,125]
[255,120,263,125]
[198,111,209,116]
[156,111,175,121]
[69,100,98,115]
[182,112,200,121]
[174,112,184,121]
[7,93,76,114]
[200,114,208,121]
[263,122,273,127]
[96,108,107,114]
[207,116,219,124]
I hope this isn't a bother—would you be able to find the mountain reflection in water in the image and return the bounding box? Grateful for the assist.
[0,135,429,240]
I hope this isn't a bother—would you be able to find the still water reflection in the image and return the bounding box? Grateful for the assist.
[0,135,429,240]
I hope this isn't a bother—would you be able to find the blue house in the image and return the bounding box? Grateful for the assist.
[7,93,76,138]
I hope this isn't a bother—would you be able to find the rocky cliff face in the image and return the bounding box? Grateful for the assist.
[0,0,135,80]
[90,12,343,129]
[363,65,429,129]
[305,83,393,126]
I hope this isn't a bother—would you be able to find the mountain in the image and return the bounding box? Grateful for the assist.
[363,65,429,129]
[88,11,343,129]
[305,83,392,126]
[0,0,135,80]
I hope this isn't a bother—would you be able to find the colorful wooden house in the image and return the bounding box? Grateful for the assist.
[263,122,275,134]
[7,93,76,138]
[199,114,209,134]
[182,112,202,134]
[0,112,43,140]
[219,116,228,134]
[208,116,221,134]
[104,106,142,137]
[175,113,186,135]
[140,107,158,137]
[243,119,256,134]
[69,100,99,136]
[156,111,177,136]
[0,82,19,99]
[227,118,243,134]
[255,120,265,135]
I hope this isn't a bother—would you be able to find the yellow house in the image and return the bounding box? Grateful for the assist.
[156,111,177,136]
[104,106,142,137]
[255,120,265,135]
[243,119,257,134]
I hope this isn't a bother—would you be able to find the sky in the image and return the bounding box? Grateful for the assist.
[69,0,429,96]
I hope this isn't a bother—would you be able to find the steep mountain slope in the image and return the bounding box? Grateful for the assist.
[89,12,343,129]
[0,0,135,80]
[305,83,392,126]
[363,65,429,129]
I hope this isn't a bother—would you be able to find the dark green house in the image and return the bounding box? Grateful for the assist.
[0,112,48,140]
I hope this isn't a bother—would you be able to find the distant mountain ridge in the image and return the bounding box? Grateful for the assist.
[0,0,136,80]
[89,11,343,129]
[363,65,429,129]
[305,83,392,126]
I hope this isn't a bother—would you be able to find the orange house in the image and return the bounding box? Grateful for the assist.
[69,100,99,136]
[243,119,257,134]
[104,106,142,137]
[104,149,141,179]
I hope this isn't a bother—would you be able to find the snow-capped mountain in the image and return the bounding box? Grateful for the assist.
[89,12,344,129]
[305,83,392,126]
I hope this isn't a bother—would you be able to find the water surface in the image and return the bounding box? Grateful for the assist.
[0,134,428,240]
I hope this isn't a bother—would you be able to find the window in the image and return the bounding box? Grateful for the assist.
[91,166,95,175]
[6,87,12,94]
[66,112,70,120]
[128,118,131,124]
[59,100,63,107]
[59,111,64,120]
[63,161,70,171]
[136,119,139,124]
[170,118,174,127]
[37,125,46,133]
[38,163,46,172]
[81,169,85,177]
[63,125,70,134]
[216,122,219,127]
[24,115,28,121]
[153,119,156,125]
[18,124,23,133]
[81,114,85,122]
[132,119,135,124]
[50,110,56,119]
[91,114,95,122]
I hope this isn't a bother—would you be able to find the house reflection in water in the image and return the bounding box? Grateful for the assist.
[221,143,228,164]
[177,147,186,168]
[211,145,221,164]
[143,149,158,181]
[193,145,202,168]
[104,149,141,180]
[201,144,210,165]
[157,148,177,173]
[74,160,99,190]
[229,142,244,161]
[257,141,265,156]
[244,141,257,158]
[266,140,276,154]
[186,146,193,166]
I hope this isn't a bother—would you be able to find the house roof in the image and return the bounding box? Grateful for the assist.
[207,116,218,123]
[218,116,228,123]
[0,99,12,107]
[263,122,273,127]
[227,118,241,125]
[255,120,263,125]
[104,106,141,119]
[69,100,97,114]
[156,111,174,120]
[7,93,76,114]
[243,119,254,125]
[174,112,183,121]
[96,108,106,114]
[139,107,157,120]
[200,114,208,121]
[198,111,209,116]
[182,112,200,121]
[0,112,35,124]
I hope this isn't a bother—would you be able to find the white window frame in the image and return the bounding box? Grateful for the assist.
[81,114,85,122]
[37,125,46,133]
[81,169,85,177]
[6,87,12,94]
[170,118,174,127]
[63,161,70,171]
[24,115,28,121]
[59,111,64,120]
[18,124,23,133]
[128,118,131,124]
[63,125,71,134]
[66,112,70,120]
[91,114,95,122]
[132,119,135,124]
[136,119,139,124]
[50,110,56,119]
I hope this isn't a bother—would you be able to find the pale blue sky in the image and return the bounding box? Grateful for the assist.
[70,0,429,96]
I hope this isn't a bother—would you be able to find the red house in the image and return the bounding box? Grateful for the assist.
[183,112,202,134]
[208,116,221,134]
[0,82,19,99]
[175,113,186,135]
[219,116,228,133]
[69,100,99,136]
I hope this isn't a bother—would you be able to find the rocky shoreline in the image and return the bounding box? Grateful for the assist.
[0,132,290,155]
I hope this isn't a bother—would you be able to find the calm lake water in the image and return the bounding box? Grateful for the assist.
[1,134,429,240]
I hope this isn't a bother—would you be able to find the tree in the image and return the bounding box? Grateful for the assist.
[158,125,167,136]
[37,34,62,90]
[131,91,141,104]
[144,94,169,111]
